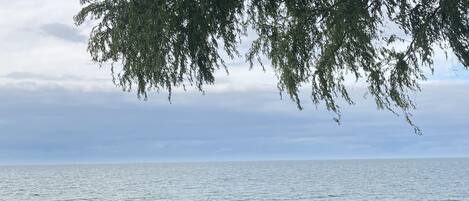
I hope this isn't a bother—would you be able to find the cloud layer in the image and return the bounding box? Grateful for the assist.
[0,83,468,164]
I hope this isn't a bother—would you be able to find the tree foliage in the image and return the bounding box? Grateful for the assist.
[75,0,469,133]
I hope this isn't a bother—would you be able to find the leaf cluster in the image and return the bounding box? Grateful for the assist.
[75,0,469,133]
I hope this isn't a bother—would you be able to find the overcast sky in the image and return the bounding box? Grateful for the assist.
[0,0,468,165]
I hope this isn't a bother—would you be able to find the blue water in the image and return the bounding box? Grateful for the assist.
[0,158,468,200]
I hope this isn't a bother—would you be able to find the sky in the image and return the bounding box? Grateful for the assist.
[0,0,469,165]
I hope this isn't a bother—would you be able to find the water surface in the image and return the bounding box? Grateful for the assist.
[1,158,468,200]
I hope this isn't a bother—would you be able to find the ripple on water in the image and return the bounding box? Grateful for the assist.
[0,159,468,201]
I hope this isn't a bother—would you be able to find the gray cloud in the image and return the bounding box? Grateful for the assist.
[0,83,468,164]
[41,23,86,43]
[2,72,84,81]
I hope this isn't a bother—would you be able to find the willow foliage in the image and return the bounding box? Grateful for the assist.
[75,0,469,133]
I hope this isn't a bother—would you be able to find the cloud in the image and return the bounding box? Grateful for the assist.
[40,23,86,43]
[0,82,468,164]
[2,71,84,81]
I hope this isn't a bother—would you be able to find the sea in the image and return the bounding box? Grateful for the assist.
[0,158,468,201]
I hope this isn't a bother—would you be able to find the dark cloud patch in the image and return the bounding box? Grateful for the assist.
[41,23,86,43]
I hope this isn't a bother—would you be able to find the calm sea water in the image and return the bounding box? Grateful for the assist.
[0,159,468,201]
